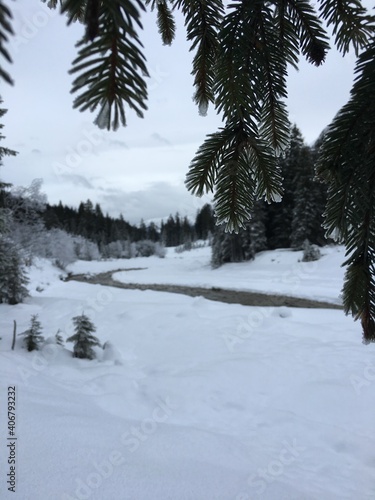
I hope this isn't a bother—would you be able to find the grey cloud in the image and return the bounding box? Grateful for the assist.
[150,133,171,146]
[60,174,94,189]
[98,182,212,224]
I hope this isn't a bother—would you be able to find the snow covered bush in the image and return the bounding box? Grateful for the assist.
[73,236,101,261]
[67,313,101,360]
[45,229,77,269]
[102,341,123,365]
[133,240,166,258]
[19,314,45,352]
[302,239,321,262]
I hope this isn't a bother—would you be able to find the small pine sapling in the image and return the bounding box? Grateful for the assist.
[20,314,45,352]
[55,329,64,346]
[67,313,101,360]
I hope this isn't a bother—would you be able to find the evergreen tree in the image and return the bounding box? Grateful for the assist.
[211,223,254,268]
[67,313,101,360]
[248,202,268,255]
[290,145,326,248]
[195,204,215,240]
[266,125,304,249]
[1,241,29,304]
[20,314,44,352]
[147,221,160,242]
[55,329,64,346]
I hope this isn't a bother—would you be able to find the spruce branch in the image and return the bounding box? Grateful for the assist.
[257,6,290,151]
[318,0,375,56]
[174,0,224,115]
[317,40,375,341]
[0,0,14,85]
[145,0,176,45]
[69,0,148,131]
[185,126,236,197]
[286,0,330,65]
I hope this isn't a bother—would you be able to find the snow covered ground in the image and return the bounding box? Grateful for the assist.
[1,245,374,500]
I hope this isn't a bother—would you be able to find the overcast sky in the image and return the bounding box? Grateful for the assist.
[1,0,370,224]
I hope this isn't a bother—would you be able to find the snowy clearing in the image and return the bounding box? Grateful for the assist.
[0,246,374,500]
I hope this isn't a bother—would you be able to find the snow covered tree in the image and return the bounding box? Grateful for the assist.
[6,179,48,261]
[302,239,321,262]
[0,105,28,304]
[67,313,101,360]
[0,101,17,235]
[0,236,29,304]
[20,314,44,352]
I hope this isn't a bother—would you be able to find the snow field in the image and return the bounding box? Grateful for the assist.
[0,246,374,499]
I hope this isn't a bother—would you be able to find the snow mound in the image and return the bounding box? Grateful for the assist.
[102,341,124,365]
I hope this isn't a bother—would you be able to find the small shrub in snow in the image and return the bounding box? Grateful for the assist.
[55,329,64,346]
[102,341,123,365]
[175,241,192,253]
[67,313,101,360]
[154,242,166,258]
[133,240,166,258]
[20,314,45,352]
[302,239,321,262]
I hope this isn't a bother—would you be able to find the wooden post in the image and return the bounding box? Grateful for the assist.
[11,320,16,350]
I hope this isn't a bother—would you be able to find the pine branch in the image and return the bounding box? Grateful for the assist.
[145,0,176,45]
[318,0,375,56]
[257,5,290,151]
[317,41,375,341]
[185,126,236,196]
[286,0,330,65]
[0,0,14,85]
[41,1,62,9]
[175,0,224,115]
[213,0,265,122]
[250,136,284,203]
[274,0,300,70]
[69,0,148,131]
[213,149,257,232]
[60,0,87,24]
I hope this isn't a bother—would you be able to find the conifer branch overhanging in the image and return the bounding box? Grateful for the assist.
[0,0,14,85]
[66,0,149,130]
[316,39,375,342]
